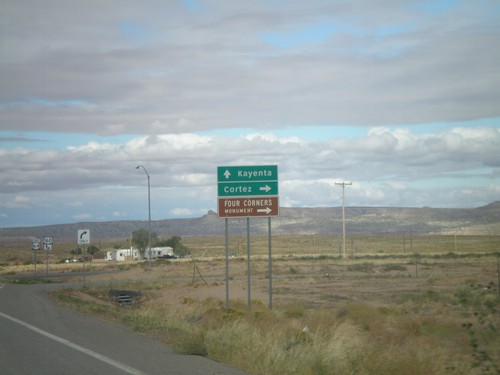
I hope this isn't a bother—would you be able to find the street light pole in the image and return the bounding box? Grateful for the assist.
[335,181,352,259]
[136,165,152,267]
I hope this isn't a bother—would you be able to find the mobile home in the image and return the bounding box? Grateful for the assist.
[105,248,141,261]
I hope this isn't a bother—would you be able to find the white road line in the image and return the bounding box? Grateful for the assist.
[0,311,146,375]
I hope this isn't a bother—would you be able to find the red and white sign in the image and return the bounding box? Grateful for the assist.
[218,197,279,218]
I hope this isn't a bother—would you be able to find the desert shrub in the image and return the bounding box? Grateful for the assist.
[456,284,500,374]
[347,263,374,272]
[382,264,408,271]
[283,302,307,319]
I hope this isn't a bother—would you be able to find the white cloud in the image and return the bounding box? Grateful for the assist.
[170,208,199,217]
[155,133,213,150]
[173,173,211,186]
[1,128,498,199]
[386,181,409,190]
[244,133,304,145]
[490,183,500,194]
[72,213,92,220]
[65,201,84,207]
[67,142,117,153]
[5,195,32,208]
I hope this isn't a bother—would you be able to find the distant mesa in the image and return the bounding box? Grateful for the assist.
[1,202,499,242]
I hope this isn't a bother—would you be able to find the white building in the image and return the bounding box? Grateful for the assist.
[105,247,174,261]
[105,248,141,261]
[149,247,174,259]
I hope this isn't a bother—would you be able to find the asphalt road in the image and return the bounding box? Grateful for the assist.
[0,283,248,375]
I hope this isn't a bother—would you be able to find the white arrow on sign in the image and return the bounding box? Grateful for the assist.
[256,207,273,215]
[224,169,231,179]
[259,185,272,193]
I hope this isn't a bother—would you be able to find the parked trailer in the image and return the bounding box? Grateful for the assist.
[105,248,141,261]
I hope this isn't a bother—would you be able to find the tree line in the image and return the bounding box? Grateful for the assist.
[130,229,189,257]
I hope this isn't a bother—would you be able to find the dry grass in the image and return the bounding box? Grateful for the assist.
[181,234,500,258]
[54,281,499,375]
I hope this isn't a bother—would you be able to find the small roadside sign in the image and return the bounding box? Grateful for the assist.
[32,239,41,251]
[78,229,90,245]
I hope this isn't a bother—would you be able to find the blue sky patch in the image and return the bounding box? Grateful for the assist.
[261,23,337,49]
[411,0,462,15]
[0,131,136,150]
[178,0,204,13]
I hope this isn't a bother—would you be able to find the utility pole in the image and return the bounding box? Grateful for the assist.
[335,181,352,258]
[136,165,152,268]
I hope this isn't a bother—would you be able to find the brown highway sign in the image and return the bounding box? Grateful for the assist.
[218,197,279,218]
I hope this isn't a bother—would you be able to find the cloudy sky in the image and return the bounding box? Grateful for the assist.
[1,0,499,228]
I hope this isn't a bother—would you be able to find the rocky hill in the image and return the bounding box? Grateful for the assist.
[1,202,499,244]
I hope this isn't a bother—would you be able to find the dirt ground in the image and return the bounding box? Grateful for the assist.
[3,234,499,309]
[63,255,499,309]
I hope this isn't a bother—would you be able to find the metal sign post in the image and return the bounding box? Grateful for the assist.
[268,217,273,309]
[246,217,251,311]
[217,165,279,311]
[32,239,40,276]
[43,236,53,276]
[78,230,91,273]
[225,218,229,308]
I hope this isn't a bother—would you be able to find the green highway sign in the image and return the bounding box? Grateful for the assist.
[217,165,279,218]
[217,165,278,182]
[218,181,278,197]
